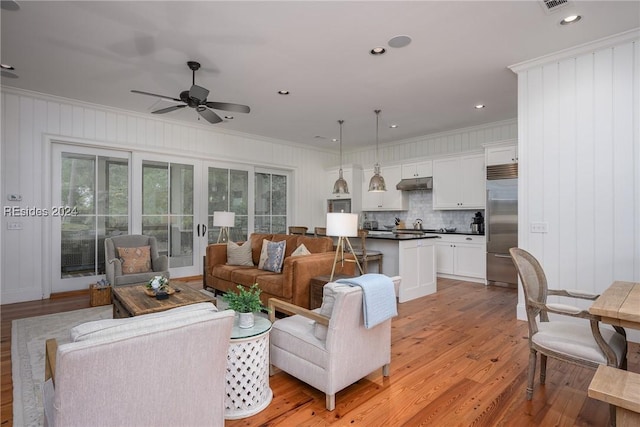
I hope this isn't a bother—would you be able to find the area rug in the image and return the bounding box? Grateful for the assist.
[11,306,112,427]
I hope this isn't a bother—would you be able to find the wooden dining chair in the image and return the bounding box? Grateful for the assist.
[288,226,308,235]
[350,229,383,274]
[509,247,627,423]
[314,227,326,237]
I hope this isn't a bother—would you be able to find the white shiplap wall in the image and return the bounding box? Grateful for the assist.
[510,30,640,332]
[0,88,337,303]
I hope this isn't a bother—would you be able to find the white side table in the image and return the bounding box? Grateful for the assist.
[224,316,273,419]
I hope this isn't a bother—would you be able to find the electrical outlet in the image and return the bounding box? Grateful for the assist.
[530,222,548,233]
[7,222,23,230]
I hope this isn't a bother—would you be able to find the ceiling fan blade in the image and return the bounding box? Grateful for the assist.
[196,107,223,124]
[151,105,187,114]
[131,90,182,103]
[205,101,251,114]
[189,85,209,103]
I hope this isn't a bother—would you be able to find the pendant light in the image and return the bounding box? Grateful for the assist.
[332,119,349,195]
[368,109,387,192]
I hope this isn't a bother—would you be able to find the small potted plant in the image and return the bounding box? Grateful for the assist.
[147,275,169,299]
[223,283,267,328]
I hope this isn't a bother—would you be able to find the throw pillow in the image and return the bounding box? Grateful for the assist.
[117,246,151,274]
[226,241,253,266]
[291,243,311,257]
[262,240,286,273]
[258,239,270,269]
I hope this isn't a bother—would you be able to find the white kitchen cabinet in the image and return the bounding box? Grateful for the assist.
[432,154,485,209]
[486,145,518,166]
[434,234,485,283]
[398,238,437,302]
[401,160,433,179]
[361,165,408,211]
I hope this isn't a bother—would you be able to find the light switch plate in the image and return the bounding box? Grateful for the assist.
[7,222,23,230]
[530,222,549,233]
[7,194,22,201]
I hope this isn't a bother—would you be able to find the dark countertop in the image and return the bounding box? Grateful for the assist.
[366,229,484,239]
[365,233,440,241]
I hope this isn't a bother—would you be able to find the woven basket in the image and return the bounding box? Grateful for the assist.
[89,284,112,307]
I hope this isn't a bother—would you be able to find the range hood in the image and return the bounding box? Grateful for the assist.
[396,177,433,191]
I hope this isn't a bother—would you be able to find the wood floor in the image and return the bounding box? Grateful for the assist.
[2,278,638,426]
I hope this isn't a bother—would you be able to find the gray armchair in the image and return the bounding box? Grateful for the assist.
[105,234,169,286]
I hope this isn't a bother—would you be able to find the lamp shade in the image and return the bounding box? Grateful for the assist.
[213,211,235,227]
[326,213,358,237]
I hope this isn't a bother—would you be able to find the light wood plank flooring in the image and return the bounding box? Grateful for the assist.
[2,278,638,426]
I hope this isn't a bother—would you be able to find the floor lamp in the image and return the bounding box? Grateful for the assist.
[213,211,235,243]
[326,212,363,281]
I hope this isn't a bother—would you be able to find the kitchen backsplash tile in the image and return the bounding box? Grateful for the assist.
[362,190,483,232]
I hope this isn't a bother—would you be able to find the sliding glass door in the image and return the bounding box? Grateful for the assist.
[52,145,130,291]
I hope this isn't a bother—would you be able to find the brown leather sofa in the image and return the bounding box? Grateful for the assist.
[204,233,355,309]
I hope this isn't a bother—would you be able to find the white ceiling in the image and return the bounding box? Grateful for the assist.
[2,1,639,150]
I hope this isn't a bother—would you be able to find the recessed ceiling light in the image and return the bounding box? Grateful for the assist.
[277,90,290,95]
[560,15,581,25]
[370,47,386,55]
[0,64,15,70]
[224,115,234,120]
[475,104,485,109]
[389,124,398,129]
[331,138,338,142]
[388,35,412,48]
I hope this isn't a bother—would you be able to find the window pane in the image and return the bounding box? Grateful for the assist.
[230,170,248,215]
[171,163,193,215]
[255,173,271,216]
[143,161,168,215]
[143,215,168,256]
[62,154,95,214]
[208,167,229,213]
[272,174,287,215]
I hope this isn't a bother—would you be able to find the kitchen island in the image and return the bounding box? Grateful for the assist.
[366,232,439,303]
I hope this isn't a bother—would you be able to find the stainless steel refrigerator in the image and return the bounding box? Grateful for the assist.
[486,164,518,286]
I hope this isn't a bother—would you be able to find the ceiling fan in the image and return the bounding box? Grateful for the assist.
[131,61,250,124]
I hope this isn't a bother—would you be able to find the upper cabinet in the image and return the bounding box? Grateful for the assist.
[361,165,408,211]
[432,154,485,210]
[486,145,518,166]
[401,160,433,179]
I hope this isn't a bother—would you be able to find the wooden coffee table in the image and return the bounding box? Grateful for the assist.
[111,283,216,318]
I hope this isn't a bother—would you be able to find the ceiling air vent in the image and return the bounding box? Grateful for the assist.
[539,0,573,15]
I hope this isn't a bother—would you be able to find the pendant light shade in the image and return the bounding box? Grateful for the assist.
[368,109,387,192]
[333,119,349,195]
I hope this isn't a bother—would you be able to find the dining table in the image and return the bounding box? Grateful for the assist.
[589,281,640,330]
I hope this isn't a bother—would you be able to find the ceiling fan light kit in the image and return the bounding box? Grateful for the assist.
[333,119,349,195]
[368,109,387,192]
[131,61,250,124]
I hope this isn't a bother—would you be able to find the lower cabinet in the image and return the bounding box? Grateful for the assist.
[398,239,437,303]
[435,234,485,283]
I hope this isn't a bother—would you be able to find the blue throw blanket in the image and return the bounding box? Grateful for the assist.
[336,274,398,329]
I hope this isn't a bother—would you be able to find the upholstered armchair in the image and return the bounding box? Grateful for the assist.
[105,234,169,286]
[43,303,234,427]
[268,276,401,410]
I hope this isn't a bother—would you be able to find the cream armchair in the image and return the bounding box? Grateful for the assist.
[105,234,169,286]
[509,248,627,400]
[268,276,400,411]
[43,303,234,427]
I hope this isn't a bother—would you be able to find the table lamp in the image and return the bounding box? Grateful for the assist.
[326,212,363,281]
[213,211,235,243]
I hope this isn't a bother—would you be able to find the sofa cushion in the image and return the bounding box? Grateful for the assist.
[250,234,273,265]
[227,241,253,266]
[263,240,286,273]
[117,246,151,274]
[212,264,253,282]
[71,302,218,342]
[230,267,278,285]
[296,236,333,253]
